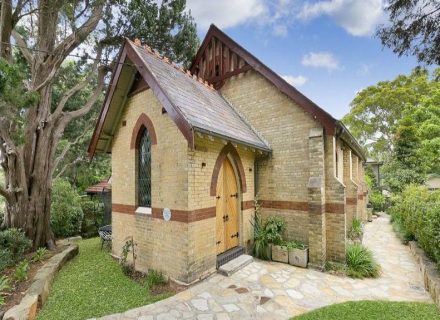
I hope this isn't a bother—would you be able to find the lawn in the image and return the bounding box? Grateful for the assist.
[292,301,440,320]
[37,238,168,320]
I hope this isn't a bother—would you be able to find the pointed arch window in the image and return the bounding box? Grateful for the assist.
[137,128,151,207]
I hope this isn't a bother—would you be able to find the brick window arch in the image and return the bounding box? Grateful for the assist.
[131,113,157,208]
[210,143,247,196]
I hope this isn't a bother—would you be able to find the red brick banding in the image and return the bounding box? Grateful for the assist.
[346,197,357,205]
[130,113,158,149]
[241,200,255,210]
[260,200,309,211]
[325,203,345,214]
[112,203,215,223]
[358,194,364,200]
[210,143,247,196]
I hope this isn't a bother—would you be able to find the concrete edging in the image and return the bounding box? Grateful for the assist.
[409,241,440,310]
[2,244,79,320]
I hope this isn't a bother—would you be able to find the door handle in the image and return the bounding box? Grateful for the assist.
[216,240,222,245]
[216,195,221,199]
[223,215,229,222]
[230,193,238,198]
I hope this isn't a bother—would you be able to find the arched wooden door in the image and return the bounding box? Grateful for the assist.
[215,157,239,254]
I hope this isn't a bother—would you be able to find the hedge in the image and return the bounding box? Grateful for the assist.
[390,185,440,268]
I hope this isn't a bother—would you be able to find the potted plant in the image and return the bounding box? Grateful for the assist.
[286,241,308,268]
[272,242,289,263]
[264,216,287,263]
[251,211,271,260]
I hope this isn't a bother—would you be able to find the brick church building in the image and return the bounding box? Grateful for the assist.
[88,25,367,285]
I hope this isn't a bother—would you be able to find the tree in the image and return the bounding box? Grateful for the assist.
[342,68,439,160]
[0,0,198,249]
[377,0,440,65]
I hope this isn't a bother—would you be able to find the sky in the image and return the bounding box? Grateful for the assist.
[185,0,422,119]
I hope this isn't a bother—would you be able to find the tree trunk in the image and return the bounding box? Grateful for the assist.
[0,0,13,61]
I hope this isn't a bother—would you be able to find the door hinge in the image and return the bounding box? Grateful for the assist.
[231,232,239,238]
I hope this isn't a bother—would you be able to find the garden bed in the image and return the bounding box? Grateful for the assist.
[0,247,64,314]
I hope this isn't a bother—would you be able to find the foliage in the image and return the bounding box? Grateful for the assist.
[264,216,286,245]
[50,179,84,238]
[80,198,105,238]
[251,210,271,260]
[32,247,49,263]
[342,68,439,160]
[120,237,136,275]
[283,240,307,250]
[346,243,381,279]
[377,0,440,65]
[0,0,199,248]
[13,260,29,282]
[369,191,385,212]
[36,238,167,320]
[0,228,31,259]
[347,218,363,241]
[389,185,440,268]
[143,270,167,288]
[0,275,10,306]
[292,301,440,320]
[0,249,13,272]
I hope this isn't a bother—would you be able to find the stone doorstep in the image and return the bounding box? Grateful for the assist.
[2,244,79,320]
[218,255,253,277]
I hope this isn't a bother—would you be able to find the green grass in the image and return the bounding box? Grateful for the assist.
[292,301,440,320]
[37,238,168,320]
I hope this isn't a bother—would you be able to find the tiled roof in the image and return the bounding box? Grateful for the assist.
[85,179,111,194]
[129,41,270,151]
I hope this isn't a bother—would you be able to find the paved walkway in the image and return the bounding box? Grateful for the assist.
[95,215,432,320]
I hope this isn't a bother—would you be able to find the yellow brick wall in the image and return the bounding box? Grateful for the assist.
[186,136,256,283]
[111,89,191,282]
[221,70,321,243]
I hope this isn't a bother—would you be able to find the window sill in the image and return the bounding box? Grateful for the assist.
[135,207,152,215]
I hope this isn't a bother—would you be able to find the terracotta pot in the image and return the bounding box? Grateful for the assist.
[288,248,308,268]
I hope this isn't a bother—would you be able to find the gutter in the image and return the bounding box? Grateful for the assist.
[335,121,366,162]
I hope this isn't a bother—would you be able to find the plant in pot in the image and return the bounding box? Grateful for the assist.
[265,216,287,263]
[286,241,308,268]
[251,198,272,260]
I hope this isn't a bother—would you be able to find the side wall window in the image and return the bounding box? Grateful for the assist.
[137,127,151,207]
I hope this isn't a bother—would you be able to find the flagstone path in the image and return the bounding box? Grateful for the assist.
[94,215,432,320]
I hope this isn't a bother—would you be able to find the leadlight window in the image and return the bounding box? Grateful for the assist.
[138,128,151,207]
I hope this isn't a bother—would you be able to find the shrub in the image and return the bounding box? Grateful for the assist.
[348,218,363,240]
[0,249,13,272]
[13,260,29,282]
[251,211,270,260]
[32,247,48,263]
[0,275,10,306]
[51,179,84,238]
[80,199,104,238]
[0,228,31,258]
[144,270,166,288]
[264,216,286,245]
[389,185,440,268]
[370,191,386,212]
[346,243,381,279]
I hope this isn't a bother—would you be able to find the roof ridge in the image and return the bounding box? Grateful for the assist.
[132,38,215,91]
[219,93,271,149]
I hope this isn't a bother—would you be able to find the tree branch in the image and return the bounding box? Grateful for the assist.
[54,156,82,180]
[11,29,33,64]
[52,2,104,66]
[62,65,108,122]
[52,130,87,174]
[52,47,102,119]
